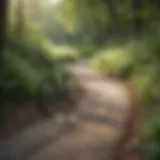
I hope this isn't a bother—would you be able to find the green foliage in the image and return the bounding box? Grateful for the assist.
[90,26,160,159]
[130,29,160,160]
[0,25,73,108]
[58,0,108,32]
[3,1,160,158]
[75,45,99,58]
[90,46,133,78]
[42,42,80,62]
[141,115,160,160]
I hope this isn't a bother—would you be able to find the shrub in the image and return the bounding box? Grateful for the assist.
[0,27,73,120]
[89,29,160,159]
[90,46,134,79]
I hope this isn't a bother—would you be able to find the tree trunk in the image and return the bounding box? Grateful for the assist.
[133,0,143,37]
[0,0,9,60]
[0,0,8,109]
[15,0,25,36]
[106,0,121,38]
[31,0,42,21]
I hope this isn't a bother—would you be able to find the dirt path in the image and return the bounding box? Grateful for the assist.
[0,61,133,160]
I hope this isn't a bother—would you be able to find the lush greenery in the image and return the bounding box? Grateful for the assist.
[0,0,159,159]
[89,19,160,160]
[55,0,160,159]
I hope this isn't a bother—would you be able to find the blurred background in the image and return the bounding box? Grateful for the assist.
[0,0,159,159]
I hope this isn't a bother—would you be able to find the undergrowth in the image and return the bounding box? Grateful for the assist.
[0,25,73,122]
[90,26,160,160]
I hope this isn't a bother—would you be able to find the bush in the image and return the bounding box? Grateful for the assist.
[89,28,160,159]
[0,27,73,119]
[76,45,99,58]
[42,42,79,62]
[141,115,160,160]
[131,28,160,160]
[90,46,134,79]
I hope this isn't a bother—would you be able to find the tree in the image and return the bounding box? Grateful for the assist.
[57,0,127,43]
[133,0,143,37]
[15,0,25,36]
[0,0,9,59]
[106,0,121,36]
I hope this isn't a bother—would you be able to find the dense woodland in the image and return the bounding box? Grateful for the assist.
[0,0,159,159]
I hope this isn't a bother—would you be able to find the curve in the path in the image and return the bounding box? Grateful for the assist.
[0,61,133,160]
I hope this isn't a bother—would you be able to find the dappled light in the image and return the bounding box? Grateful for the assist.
[0,0,159,160]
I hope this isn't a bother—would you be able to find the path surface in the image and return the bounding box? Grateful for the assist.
[0,60,133,160]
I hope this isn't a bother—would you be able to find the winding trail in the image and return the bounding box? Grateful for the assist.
[0,60,134,160]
